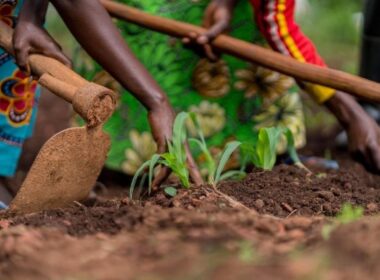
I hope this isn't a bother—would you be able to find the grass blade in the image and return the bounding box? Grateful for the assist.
[172,112,189,163]
[284,128,310,172]
[189,138,216,184]
[214,141,241,183]
[164,186,177,197]
[130,159,152,199]
[148,154,161,195]
[219,170,246,181]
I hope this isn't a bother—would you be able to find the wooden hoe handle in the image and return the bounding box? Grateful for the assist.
[101,0,380,103]
[0,21,116,127]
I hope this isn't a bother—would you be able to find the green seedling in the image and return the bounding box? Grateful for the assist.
[188,112,244,186]
[241,127,304,171]
[253,127,282,170]
[130,112,190,198]
[336,203,364,224]
[237,240,260,264]
[322,203,364,240]
[164,186,177,197]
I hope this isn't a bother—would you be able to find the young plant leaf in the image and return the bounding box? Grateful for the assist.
[189,138,216,184]
[284,128,310,172]
[161,152,190,188]
[172,112,189,163]
[130,159,152,199]
[148,154,161,195]
[214,141,241,183]
[164,186,177,197]
[337,203,364,224]
[254,127,282,170]
[219,170,246,181]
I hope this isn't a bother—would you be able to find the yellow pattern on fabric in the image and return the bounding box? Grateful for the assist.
[275,0,335,103]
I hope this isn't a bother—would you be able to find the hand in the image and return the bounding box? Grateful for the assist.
[327,91,380,173]
[182,0,234,61]
[148,105,203,189]
[345,111,380,173]
[13,21,71,73]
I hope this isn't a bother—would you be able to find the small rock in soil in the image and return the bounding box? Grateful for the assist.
[284,217,313,230]
[254,199,265,209]
[317,191,335,202]
[366,203,378,212]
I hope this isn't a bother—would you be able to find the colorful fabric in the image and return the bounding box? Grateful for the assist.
[250,0,335,103]
[73,0,306,175]
[0,0,41,177]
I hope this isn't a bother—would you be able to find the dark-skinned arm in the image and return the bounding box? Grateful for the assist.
[189,0,380,173]
[326,91,380,173]
[13,0,71,72]
[14,0,203,187]
[47,0,203,187]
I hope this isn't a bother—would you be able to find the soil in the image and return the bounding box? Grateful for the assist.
[1,92,380,279]
[0,185,379,280]
[220,160,380,217]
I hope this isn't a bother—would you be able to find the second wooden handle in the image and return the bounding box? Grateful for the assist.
[101,0,380,103]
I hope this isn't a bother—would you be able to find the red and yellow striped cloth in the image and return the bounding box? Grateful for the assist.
[250,0,336,103]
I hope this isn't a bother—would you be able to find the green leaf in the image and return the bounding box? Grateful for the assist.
[337,203,364,224]
[164,186,177,197]
[189,112,206,144]
[189,138,216,184]
[255,127,282,170]
[130,159,151,199]
[284,128,300,164]
[214,141,241,183]
[219,170,246,181]
[148,154,161,195]
[321,224,335,240]
[172,112,189,163]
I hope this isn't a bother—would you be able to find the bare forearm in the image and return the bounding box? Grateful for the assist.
[325,91,364,129]
[19,0,49,26]
[49,0,169,110]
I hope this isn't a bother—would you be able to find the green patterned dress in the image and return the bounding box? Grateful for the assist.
[73,0,305,175]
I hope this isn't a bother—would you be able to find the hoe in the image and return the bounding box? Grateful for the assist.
[0,21,116,214]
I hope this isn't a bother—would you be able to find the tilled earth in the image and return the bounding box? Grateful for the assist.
[1,91,380,279]
[0,158,380,280]
[220,160,380,217]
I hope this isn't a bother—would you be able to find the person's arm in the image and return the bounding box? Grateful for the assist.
[48,0,168,113]
[18,0,49,26]
[13,0,71,72]
[326,91,380,172]
[15,0,202,186]
[193,0,380,173]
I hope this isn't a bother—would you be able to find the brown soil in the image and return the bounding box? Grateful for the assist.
[0,187,325,279]
[0,185,379,280]
[1,94,380,279]
[220,160,380,217]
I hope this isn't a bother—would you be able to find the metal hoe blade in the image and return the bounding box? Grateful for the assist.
[9,126,110,214]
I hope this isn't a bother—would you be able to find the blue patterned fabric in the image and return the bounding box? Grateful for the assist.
[0,0,40,176]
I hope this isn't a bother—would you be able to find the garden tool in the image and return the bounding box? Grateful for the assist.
[101,0,380,103]
[0,21,116,214]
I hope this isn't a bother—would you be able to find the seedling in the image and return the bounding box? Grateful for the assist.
[322,203,364,240]
[238,240,259,263]
[188,112,244,186]
[130,112,244,197]
[130,112,190,198]
[241,127,305,171]
[336,203,364,224]
[164,186,177,197]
